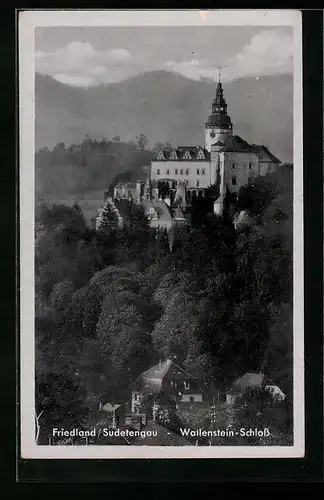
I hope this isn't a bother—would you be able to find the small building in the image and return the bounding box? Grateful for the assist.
[226,372,286,405]
[131,358,203,414]
[99,402,125,428]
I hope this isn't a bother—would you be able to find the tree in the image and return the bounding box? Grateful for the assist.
[99,202,119,232]
[230,388,292,445]
[35,371,89,443]
[136,134,149,151]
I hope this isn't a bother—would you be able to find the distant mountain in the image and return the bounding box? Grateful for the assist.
[35,70,293,163]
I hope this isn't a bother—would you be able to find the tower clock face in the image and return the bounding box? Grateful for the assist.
[210,131,216,138]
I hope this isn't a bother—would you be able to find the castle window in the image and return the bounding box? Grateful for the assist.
[197,168,200,175]
[232,163,236,169]
[196,180,200,188]
[175,169,178,175]
[249,162,253,169]
[185,168,189,175]
[156,151,165,160]
[166,169,170,175]
[157,169,160,175]
[197,149,205,160]
[183,150,191,160]
[202,168,205,175]
[170,150,178,160]
[180,169,183,175]
[232,176,237,186]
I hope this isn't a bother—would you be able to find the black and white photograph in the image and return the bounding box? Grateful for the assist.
[19,9,304,459]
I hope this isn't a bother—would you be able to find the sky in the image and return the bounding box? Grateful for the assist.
[35,26,293,87]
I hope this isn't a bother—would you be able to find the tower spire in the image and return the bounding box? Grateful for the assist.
[218,66,221,83]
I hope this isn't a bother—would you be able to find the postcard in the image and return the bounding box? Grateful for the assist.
[19,9,304,459]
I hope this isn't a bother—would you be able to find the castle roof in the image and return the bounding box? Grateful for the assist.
[206,80,233,129]
[215,135,252,153]
[153,146,210,161]
[211,135,280,163]
[250,145,280,163]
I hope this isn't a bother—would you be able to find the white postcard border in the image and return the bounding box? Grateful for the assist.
[19,9,304,459]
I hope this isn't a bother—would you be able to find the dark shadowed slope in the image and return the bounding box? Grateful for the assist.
[35,70,293,162]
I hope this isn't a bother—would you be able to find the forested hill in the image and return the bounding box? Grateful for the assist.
[35,136,153,197]
[35,70,293,163]
[35,166,293,445]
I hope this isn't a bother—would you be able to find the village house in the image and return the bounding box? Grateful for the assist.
[131,358,204,416]
[226,372,286,405]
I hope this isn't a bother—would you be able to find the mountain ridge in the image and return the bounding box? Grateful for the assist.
[35,70,293,162]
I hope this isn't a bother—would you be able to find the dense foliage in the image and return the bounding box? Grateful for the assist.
[35,156,293,444]
[35,136,154,197]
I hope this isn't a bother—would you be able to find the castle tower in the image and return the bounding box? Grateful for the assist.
[205,72,233,152]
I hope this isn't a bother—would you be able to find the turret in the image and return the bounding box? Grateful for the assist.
[205,74,233,152]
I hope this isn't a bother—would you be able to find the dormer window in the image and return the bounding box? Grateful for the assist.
[183,150,191,160]
[197,149,205,160]
[157,150,165,160]
[170,150,178,160]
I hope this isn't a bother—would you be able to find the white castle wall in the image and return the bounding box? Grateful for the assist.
[151,160,211,189]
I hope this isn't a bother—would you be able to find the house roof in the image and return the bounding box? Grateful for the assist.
[141,199,173,222]
[132,421,191,446]
[153,146,210,161]
[231,372,282,393]
[139,359,199,394]
[102,403,122,413]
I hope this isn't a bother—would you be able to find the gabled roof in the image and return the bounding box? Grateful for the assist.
[231,372,281,392]
[141,199,173,222]
[219,135,252,153]
[213,136,280,163]
[250,145,280,163]
[153,146,210,161]
[141,359,198,390]
[102,403,122,413]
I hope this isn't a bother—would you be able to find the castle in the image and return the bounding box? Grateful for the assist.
[96,76,280,231]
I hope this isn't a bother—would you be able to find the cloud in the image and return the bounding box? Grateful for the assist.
[35,29,293,87]
[54,74,95,87]
[35,41,133,86]
[162,29,293,82]
[224,29,293,80]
